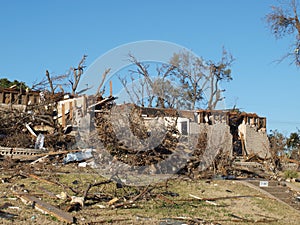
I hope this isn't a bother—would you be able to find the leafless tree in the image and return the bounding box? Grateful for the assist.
[118,74,141,104]
[118,70,157,107]
[118,54,179,108]
[46,70,55,95]
[69,54,87,95]
[32,71,68,94]
[95,68,111,96]
[32,55,88,96]
[266,0,300,66]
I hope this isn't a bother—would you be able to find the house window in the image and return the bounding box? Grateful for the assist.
[181,121,188,135]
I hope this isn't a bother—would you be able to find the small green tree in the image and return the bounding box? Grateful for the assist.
[286,129,300,159]
[268,129,287,157]
[0,78,28,90]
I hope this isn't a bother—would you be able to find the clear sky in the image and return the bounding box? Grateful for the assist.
[1,0,300,135]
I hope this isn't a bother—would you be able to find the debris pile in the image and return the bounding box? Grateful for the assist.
[0,90,286,178]
[0,92,76,151]
[94,103,180,170]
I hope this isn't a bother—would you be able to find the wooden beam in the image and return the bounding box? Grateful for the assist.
[14,193,75,224]
[83,95,87,116]
[61,103,66,128]
[69,101,73,121]
[240,133,247,159]
[110,80,113,96]
[0,92,3,104]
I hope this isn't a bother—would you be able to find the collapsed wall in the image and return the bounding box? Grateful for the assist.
[196,123,233,171]
[238,123,271,159]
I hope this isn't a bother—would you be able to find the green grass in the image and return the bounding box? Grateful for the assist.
[283,170,299,179]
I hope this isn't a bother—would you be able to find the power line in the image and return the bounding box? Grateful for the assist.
[268,120,300,125]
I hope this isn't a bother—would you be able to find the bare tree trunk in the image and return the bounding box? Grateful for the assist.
[46,70,55,95]
[70,55,87,95]
[96,68,111,96]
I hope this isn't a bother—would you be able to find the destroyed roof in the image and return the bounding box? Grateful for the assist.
[140,106,266,121]
[196,109,263,118]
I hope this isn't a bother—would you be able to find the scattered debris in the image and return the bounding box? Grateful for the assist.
[63,149,93,164]
[34,133,45,150]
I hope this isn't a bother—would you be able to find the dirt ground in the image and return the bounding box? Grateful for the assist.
[0,157,300,225]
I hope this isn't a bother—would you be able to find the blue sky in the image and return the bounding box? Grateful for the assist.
[1,0,300,134]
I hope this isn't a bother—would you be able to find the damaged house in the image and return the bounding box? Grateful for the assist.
[0,86,40,109]
[0,86,271,166]
[196,110,270,159]
[62,96,271,162]
[139,107,271,160]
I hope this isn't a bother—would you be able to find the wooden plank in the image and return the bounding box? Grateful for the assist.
[25,123,37,137]
[61,103,66,128]
[0,92,3,104]
[240,133,246,159]
[15,193,75,224]
[110,80,113,96]
[83,95,87,116]
[69,101,73,121]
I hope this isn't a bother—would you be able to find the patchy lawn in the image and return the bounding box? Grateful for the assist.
[0,163,300,224]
